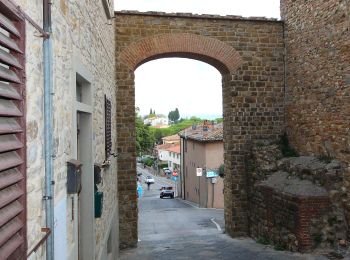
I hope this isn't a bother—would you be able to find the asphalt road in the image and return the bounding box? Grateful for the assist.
[120,166,327,260]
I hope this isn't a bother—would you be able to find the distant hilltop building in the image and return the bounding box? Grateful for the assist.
[144,115,169,128]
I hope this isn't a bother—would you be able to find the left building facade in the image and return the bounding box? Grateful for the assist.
[0,0,118,259]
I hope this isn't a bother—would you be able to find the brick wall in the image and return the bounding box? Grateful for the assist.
[251,185,330,251]
[281,0,350,162]
[115,11,285,246]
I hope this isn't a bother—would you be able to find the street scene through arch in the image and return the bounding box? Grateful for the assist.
[135,57,226,246]
[115,11,285,249]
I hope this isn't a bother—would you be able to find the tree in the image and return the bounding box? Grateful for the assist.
[168,108,180,124]
[174,108,180,122]
[136,111,155,155]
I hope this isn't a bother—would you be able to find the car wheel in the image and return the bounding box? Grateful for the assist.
[160,196,163,199]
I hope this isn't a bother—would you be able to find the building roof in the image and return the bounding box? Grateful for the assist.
[155,143,175,151]
[162,134,180,142]
[178,122,223,142]
[166,145,180,154]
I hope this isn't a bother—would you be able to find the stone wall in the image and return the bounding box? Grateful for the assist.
[15,0,118,259]
[115,11,285,246]
[247,142,348,252]
[281,0,350,162]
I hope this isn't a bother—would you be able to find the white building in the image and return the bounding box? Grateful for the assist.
[144,116,169,127]
[166,145,181,171]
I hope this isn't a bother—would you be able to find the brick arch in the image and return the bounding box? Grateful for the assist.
[119,33,243,74]
[116,12,285,250]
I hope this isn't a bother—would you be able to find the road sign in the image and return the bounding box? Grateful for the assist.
[206,171,218,178]
[196,168,202,177]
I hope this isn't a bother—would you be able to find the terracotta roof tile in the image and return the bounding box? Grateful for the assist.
[166,145,180,154]
[179,122,223,142]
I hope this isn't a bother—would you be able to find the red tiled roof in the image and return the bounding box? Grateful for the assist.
[162,134,180,141]
[155,143,174,150]
[166,145,180,154]
[178,122,223,142]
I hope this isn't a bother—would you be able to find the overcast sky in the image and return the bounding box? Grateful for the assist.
[115,0,280,119]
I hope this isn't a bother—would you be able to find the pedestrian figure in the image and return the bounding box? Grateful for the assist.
[137,181,143,198]
[147,182,151,190]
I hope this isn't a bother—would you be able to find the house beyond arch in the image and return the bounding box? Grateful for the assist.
[119,33,243,74]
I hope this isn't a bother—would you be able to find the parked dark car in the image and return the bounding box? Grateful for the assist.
[160,186,174,199]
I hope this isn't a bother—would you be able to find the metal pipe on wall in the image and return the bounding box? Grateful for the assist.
[43,0,54,259]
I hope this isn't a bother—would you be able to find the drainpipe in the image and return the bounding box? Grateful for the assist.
[43,0,54,259]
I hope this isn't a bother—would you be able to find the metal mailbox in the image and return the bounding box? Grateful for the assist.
[67,159,82,194]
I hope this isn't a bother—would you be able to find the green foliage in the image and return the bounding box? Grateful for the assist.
[313,233,322,244]
[136,113,155,155]
[158,163,168,169]
[279,133,299,157]
[218,164,225,178]
[327,216,337,226]
[168,108,180,124]
[274,242,287,251]
[257,237,271,245]
[150,117,203,143]
[144,157,154,167]
[317,155,333,164]
[255,141,266,148]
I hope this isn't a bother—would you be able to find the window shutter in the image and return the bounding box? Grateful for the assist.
[0,4,26,259]
[105,95,112,159]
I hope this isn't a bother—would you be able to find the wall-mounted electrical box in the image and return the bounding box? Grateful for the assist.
[67,159,82,194]
[95,191,103,218]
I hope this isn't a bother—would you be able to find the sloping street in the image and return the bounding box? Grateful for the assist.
[119,167,327,260]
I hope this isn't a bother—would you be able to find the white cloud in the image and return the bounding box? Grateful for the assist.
[135,58,222,118]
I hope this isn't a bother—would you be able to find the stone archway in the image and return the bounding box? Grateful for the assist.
[115,11,285,249]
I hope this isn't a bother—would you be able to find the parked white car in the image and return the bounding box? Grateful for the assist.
[145,175,155,184]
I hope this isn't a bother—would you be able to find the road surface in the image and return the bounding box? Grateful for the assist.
[120,165,327,260]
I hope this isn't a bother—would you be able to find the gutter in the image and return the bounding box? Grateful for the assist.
[43,0,54,259]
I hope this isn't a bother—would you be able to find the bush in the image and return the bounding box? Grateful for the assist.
[144,158,154,167]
